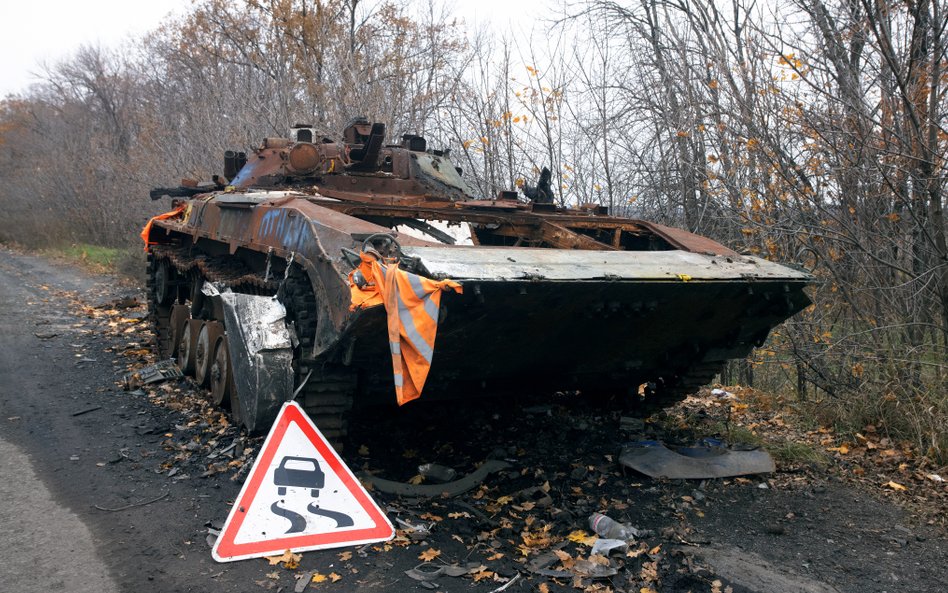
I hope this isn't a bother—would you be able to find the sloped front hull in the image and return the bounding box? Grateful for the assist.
[342,247,811,404]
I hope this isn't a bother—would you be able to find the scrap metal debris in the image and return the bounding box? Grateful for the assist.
[214,283,293,432]
[359,460,511,498]
[123,359,183,390]
[619,439,776,480]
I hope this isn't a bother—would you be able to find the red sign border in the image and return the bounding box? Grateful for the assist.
[213,402,393,561]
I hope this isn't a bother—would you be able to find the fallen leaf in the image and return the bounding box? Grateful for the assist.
[312,573,328,583]
[264,550,301,569]
[487,552,504,561]
[539,584,551,593]
[338,551,352,561]
[418,548,441,562]
[641,560,658,582]
[627,544,648,558]
[472,568,495,582]
[588,553,610,566]
[553,549,576,570]
[885,481,907,491]
[567,530,597,546]
[329,572,342,583]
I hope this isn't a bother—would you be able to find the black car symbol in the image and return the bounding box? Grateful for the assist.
[273,456,325,497]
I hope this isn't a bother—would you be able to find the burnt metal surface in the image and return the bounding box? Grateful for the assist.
[211,284,293,432]
[144,118,814,434]
[401,246,810,282]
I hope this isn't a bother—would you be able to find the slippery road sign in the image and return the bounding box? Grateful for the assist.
[212,401,394,562]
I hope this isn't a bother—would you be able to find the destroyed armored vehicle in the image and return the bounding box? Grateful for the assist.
[143,118,812,438]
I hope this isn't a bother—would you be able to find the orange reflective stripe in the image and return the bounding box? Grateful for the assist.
[348,250,462,405]
[140,204,187,251]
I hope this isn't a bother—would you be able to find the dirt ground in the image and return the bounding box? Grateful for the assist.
[1,245,946,593]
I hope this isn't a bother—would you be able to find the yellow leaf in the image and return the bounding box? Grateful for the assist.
[338,551,352,561]
[567,530,598,546]
[641,588,658,593]
[312,573,328,583]
[539,584,551,593]
[677,274,692,282]
[487,552,504,561]
[418,548,441,562]
[462,140,473,149]
[408,474,425,485]
[329,572,342,583]
[885,481,907,491]
[649,544,662,555]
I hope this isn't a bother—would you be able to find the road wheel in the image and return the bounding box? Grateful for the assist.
[194,322,212,386]
[169,304,190,359]
[209,335,231,406]
[154,260,176,307]
[177,319,201,375]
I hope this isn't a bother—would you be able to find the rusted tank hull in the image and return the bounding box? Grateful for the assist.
[148,192,811,426]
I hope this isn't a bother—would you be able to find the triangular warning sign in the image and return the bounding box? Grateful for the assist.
[212,401,394,562]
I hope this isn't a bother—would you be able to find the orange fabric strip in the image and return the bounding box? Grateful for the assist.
[348,251,462,405]
[140,204,187,251]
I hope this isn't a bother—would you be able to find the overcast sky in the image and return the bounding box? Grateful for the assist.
[0,0,553,98]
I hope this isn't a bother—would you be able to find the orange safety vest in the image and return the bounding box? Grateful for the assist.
[349,252,462,405]
[140,204,187,251]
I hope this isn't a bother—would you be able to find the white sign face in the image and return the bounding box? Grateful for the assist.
[212,402,394,562]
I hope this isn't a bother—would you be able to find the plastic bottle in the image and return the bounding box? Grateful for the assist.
[588,512,640,540]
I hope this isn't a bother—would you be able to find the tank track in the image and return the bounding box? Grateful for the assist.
[147,246,355,440]
[280,267,356,441]
[145,252,175,357]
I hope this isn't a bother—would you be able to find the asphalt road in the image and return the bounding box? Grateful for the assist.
[0,251,261,592]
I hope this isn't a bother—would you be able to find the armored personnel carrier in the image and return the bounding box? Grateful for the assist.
[143,118,812,438]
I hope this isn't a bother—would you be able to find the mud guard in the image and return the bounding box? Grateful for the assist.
[206,283,294,432]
